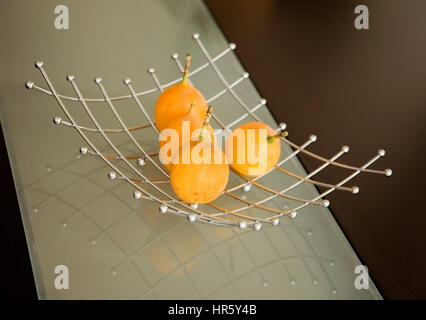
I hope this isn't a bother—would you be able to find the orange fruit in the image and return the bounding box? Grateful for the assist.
[159,104,215,170]
[154,54,207,132]
[170,140,229,204]
[225,122,284,177]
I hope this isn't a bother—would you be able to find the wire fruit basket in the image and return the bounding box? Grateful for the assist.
[25,32,392,231]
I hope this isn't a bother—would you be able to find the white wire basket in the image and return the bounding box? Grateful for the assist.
[25,32,392,231]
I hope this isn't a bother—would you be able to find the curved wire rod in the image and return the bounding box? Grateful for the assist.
[164,204,240,226]
[59,120,152,133]
[30,83,157,102]
[128,177,169,184]
[209,198,311,232]
[180,200,275,223]
[274,165,356,192]
[87,149,158,160]
[232,170,327,206]
[224,100,265,130]
[126,81,160,135]
[224,191,291,216]
[207,74,247,103]
[28,47,234,102]
[283,137,388,175]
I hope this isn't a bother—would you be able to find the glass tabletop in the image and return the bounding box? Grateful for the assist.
[0,0,381,299]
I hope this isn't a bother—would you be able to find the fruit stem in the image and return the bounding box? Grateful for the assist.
[182,54,191,83]
[199,106,214,141]
[267,130,289,144]
[187,102,195,114]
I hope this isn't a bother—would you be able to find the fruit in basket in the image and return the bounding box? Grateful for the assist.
[159,105,215,170]
[170,108,228,204]
[170,141,229,204]
[225,122,287,177]
[154,54,208,132]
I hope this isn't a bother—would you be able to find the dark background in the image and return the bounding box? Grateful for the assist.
[1,0,425,300]
[205,0,426,299]
[0,128,38,299]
